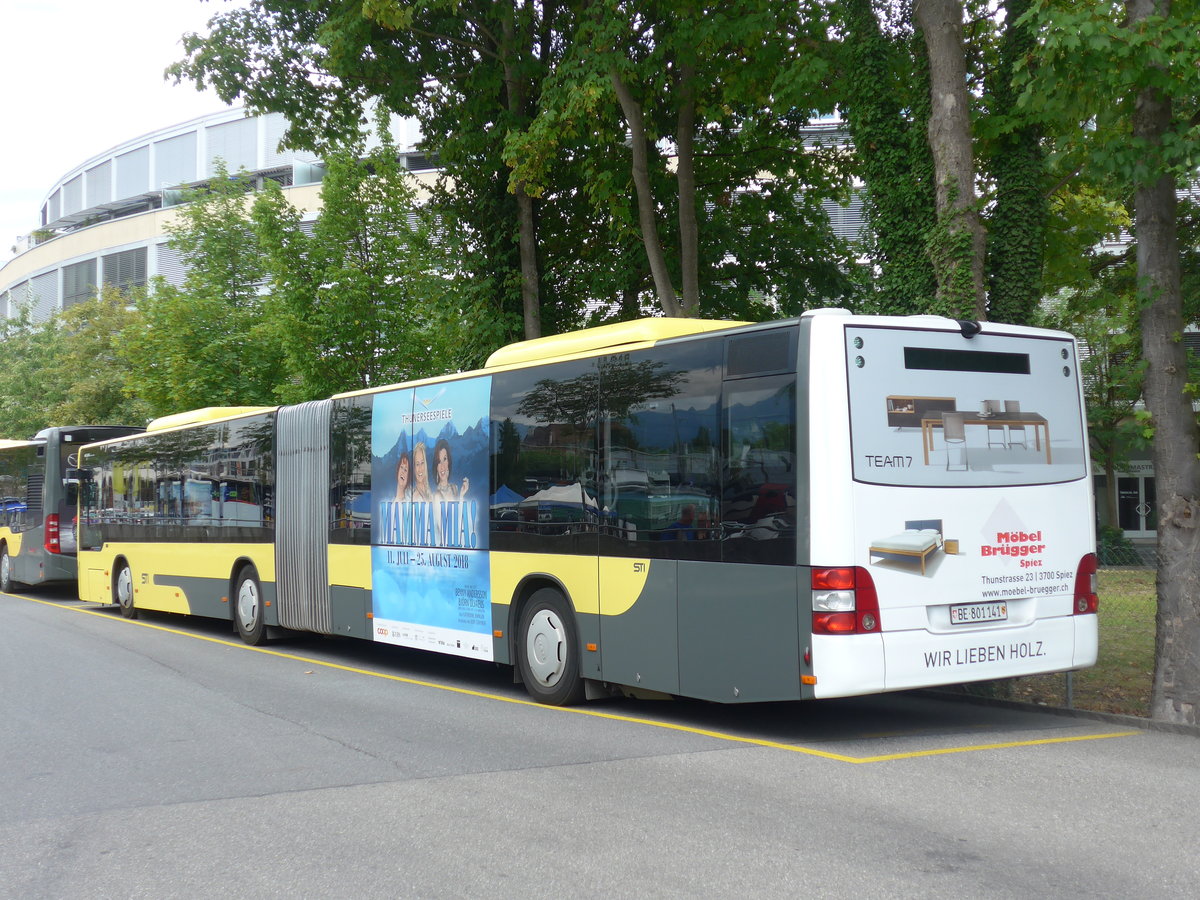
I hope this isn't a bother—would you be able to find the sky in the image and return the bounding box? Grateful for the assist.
[0,1,244,262]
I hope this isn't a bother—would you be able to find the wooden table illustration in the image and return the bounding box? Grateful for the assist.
[920,410,1051,465]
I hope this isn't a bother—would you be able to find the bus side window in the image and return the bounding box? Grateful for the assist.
[721,374,797,566]
[600,340,722,559]
[489,359,599,554]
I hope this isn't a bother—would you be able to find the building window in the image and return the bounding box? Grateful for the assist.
[101,248,147,292]
[63,259,98,309]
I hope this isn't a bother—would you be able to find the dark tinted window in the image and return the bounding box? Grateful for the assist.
[722,374,797,565]
[490,358,598,555]
[81,416,275,546]
[330,396,373,544]
[0,444,41,532]
[600,341,722,560]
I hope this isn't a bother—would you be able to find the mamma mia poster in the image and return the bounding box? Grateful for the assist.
[370,378,492,661]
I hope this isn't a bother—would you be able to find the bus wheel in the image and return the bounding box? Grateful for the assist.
[0,546,14,593]
[234,565,266,646]
[114,562,137,619]
[516,588,585,706]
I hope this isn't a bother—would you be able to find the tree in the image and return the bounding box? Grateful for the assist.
[507,0,855,318]
[251,139,453,401]
[171,0,564,342]
[1020,0,1200,724]
[0,301,66,439]
[49,287,153,428]
[914,0,988,319]
[121,166,284,415]
[0,287,152,438]
[837,0,938,314]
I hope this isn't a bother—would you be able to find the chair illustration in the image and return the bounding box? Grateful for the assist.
[985,399,1007,449]
[1005,400,1028,449]
[943,412,968,470]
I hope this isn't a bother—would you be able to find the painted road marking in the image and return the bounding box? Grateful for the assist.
[27,596,1140,763]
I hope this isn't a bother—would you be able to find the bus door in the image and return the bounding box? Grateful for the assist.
[675,368,803,702]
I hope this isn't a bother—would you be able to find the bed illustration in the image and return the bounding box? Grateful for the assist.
[868,519,944,575]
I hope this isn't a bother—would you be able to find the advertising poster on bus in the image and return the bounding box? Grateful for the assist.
[835,324,1094,687]
[370,378,493,661]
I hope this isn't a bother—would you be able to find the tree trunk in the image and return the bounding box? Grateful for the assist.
[502,11,542,339]
[914,0,987,320]
[676,63,699,317]
[611,68,683,318]
[1128,0,1200,726]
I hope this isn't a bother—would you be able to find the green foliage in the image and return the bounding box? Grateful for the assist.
[0,287,152,438]
[505,0,856,318]
[982,0,1047,325]
[836,0,938,314]
[1016,0,1200,179]
[48,288,153,428]
[121,165,283,416]
[0,302,67,438]
[252,140,455,401]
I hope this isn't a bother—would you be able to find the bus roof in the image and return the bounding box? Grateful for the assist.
[484,317,750,369]
[146,406,277,432]
[0,439,40,451]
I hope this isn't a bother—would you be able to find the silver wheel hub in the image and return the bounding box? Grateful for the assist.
[237,579,259,631]
[525,608,567,686]
[116,567,133,608]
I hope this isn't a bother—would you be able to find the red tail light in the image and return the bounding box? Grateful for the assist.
[812,566,881,635]
[44,514,61,554]
[1074,552,1099,614]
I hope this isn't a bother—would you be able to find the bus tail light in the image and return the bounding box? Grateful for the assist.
[44,514,61,554]
[812,566,881,635]
[1074,553,1099,614]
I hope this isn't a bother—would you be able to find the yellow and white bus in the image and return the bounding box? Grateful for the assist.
[76,312,1098,704]
[1,425,142,593]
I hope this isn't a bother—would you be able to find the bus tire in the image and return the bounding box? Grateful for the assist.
[0,545,15,593]
[114,561,137,619]
[233,565,266,646]
[516,588,585,706]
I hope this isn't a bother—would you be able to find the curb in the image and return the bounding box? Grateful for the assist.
[926,689,1200,738]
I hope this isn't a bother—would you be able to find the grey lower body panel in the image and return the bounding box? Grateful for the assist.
[598,560,802,702]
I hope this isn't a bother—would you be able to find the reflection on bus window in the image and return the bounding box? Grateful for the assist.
[722,374,796,565]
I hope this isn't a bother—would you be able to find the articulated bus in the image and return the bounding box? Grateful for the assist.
[76,312,1098,705]
[0,425,143,593]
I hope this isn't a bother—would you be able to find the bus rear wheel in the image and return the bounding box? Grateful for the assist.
[234,565,266,645]
[516,588,585,706]
[114,562,137,619]
[0,546,15,593]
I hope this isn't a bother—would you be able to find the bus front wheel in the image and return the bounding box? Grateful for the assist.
[516,588,585,706]
[234,565,266,646]
[114,562,137,619]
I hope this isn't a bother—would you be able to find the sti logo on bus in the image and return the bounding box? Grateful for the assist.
[633,562,647,573]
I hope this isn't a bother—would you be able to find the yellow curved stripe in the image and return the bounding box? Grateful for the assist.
[26,596,1140,764]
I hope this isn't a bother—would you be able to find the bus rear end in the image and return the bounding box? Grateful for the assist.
[805,312,1097,698]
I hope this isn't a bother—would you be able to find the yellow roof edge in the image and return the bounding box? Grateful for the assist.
[0,439,40,450]
[484,317,751,369]
[146,406,276,432]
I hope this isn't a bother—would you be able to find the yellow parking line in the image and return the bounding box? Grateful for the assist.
[32,597,1141,763]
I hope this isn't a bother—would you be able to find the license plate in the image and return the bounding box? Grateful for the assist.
[949,601,1008,625]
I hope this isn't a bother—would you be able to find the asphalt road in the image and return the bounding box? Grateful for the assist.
[2,587,1197,899]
